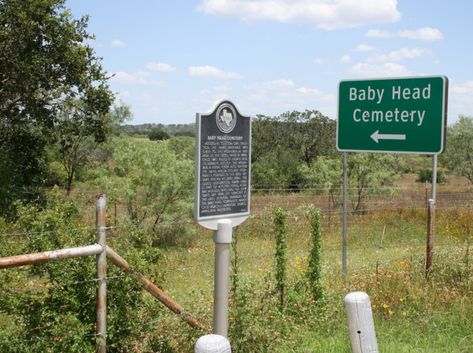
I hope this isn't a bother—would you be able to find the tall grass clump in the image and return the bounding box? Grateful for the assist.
[307,205,323,302]
[274,207,288,310]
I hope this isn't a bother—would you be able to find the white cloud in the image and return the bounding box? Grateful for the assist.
[355,44,377,52]
[366,27,444,42]
[113,71,142,84]
[450,80,473,122]
[198,0,400,30]
[295,87,323,95]
[110,61,178,86]
[213,85,232,93]
[247,79,335,115]
[188,65,242,79]
[145,62,176,72]
[112,71,163,85]
[111,39,127,48]
[451,80,473,95]
[398,27,444,42]
[246,79,336,117]
[368,47,432,62]
[351,62,410,77]
[340,55,352,64]
[313,57,326,65]
[197,85,234,104]
[365,29,395,38]
[263,79,295,88]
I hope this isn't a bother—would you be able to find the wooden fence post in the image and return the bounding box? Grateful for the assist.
[425,198,435,276]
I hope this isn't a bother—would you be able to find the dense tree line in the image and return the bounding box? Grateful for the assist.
[121,123,195,137]
[252,110,337,189]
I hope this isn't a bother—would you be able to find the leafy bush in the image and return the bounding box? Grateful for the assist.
[0,191,155,352]
[94,136,194,229]
[148,128,170,141]
[417,168,447,184]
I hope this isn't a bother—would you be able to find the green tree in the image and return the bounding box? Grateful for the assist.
[252,111,336,164]
[0,0,112,214]
[167,135,195,160]
[252,110,336,189]
[95,136,194,228]
[299,156,343,208]
[348,153,398,213]
[252,149,303,189]
[148,128,170,141]
[53,101,132,195]
[442,116,473,184]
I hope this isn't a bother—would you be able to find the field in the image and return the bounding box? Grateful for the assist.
[159,183,473,352]
[1,180,473,352]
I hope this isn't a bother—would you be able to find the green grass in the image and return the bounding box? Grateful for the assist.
[1,194,472,352]
[278,307,473,353]
[156,206,473,352]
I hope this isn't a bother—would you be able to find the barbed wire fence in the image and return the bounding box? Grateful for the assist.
[0,186,472,351]
[0,194,210,353]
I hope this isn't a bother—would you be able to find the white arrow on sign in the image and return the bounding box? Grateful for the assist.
[370,130,406,143]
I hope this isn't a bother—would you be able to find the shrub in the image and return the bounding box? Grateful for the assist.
[274,207,288,310]
[307,206,323,302]
[0,192,149,352]
[148,128,170,141]
[417,168,447,184]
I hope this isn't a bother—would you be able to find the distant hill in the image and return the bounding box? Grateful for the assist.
[120,123,195,137]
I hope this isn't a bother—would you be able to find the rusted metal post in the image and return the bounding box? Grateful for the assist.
[425,198,435,276]
[327,184,331,231]
[0,244,103,269]
[105,247,204,330]
[431,154,438,201]
[96,195,107,353]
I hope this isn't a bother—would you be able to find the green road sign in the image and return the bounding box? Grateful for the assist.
[337,76,448,154]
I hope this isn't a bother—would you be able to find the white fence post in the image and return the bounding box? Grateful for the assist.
[344,292,379,353]
[195,334,231,353]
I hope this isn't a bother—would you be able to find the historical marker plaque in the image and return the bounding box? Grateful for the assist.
[195,100,251,230]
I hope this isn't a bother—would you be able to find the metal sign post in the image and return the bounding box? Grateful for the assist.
[426,154,438,275]
[342,152,348,287]
[337,75,448,284]
[213,220,232,337]
[195,100,251,337]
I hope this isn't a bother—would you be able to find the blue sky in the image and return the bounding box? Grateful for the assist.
[67,0,473,125]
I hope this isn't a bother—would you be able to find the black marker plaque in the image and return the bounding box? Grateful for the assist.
[195,100,251,229]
